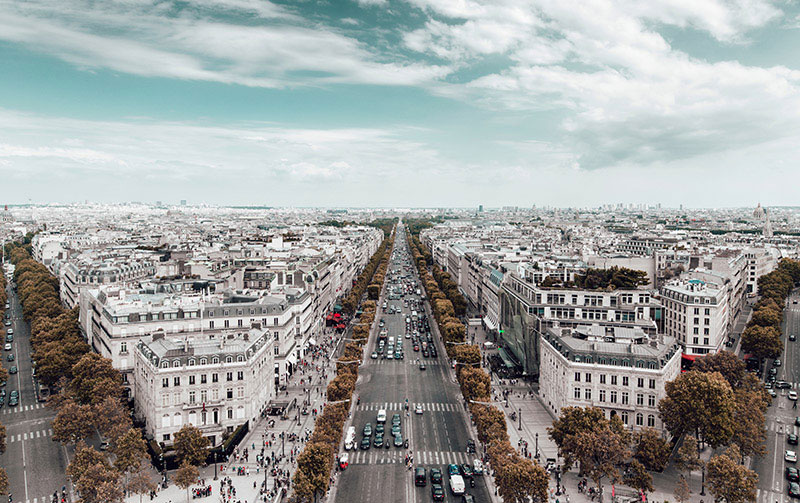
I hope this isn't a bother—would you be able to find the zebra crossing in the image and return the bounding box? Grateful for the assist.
[346,449,473,466]
[7,428,53,443]
[757,488,789,503]
[1,403,46,415]
[357,402,460,412]
[365,358,441,366]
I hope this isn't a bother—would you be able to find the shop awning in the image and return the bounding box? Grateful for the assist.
[497,348,516,369]
[483,316,498,331]
[681,353,699,361]
[308,338,317,346]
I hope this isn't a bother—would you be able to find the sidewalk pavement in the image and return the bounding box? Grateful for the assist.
[126,329,347,503]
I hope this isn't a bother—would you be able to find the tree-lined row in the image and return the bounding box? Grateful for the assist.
[404,230,549,503]
[341,225,395,315]
[292,234,395,503]
[741,258,800,362]
[0,266,8,495]
[4,243,159,502]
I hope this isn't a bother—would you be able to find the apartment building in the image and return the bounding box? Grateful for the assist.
[60,258,157,309]
[661,278,728,357]
[539,324,681,432]
[133,327,273,446]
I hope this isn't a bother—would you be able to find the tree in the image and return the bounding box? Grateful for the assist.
[114,428,149,490]
[659,371,735,448]
[495,458,549,503]
[731,389,767,460]
[673,436,703,476]
[93,395,134,445]
[633,428,670,472]
[750,307,782,328]
[562,424,630,494]
[692,351,747,389]
[452,344,481,366]
[623,460,653,495]
[127,468,158,503]
[174,461,199,503]
[296,442,333,502]
[0,422,5,454]
[69,352,123,405]
[458,366,491,402]
[741,325,783,362]
[0,468,7,496]
[548,406,606,469]
[52,399,96,444]
[67,442,111,483]
[74,462,121,503]
[674,475,691,503]
[706,445,758,503]
[173,424,210,466]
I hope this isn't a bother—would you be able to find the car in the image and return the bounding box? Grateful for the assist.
[360,437,371,450]
[792,334,798,341]
[461,495,475,503]
[363,423,373,437]
[770,368,778,376]
[473,459,484,475]
[6,354,13,362]
[791,392,798,401]
[778,381,792,389]
[4,335,10,342]
[386,352,393,360]
[376,424,385,435]
[790,482,800,499]
[466,439,476,453]
[796,417,800,427]
[413,345,420,352]
[447,464,460,476]
[776,359,783,367]
[396,352,404,360]
[430,468,443,484]
[419,363,426,371]
[460,464,473,478]
[8,366,16,375]
[3,343,10,351]
[787,450,798,463]
[431,484,445,502]
[394,434,403,447]
[788,466,800,482]
[415,467,427,487]
[391,424,401,436]
[377,346,384,355]
[371,352,379,359]
[5,328,11,335]
[374,434,384,447]
[770,389,778,398]
[415,404,424,414]
[377,409,387,423]
[791,434,799,446]
[3,321,9,327]
[392,414,401,426]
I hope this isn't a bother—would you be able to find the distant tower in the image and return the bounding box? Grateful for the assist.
[478,205,483,213]
[753,202,765,220]
[764,208,773,238]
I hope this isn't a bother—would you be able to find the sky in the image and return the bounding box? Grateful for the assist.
[0,0,799,208]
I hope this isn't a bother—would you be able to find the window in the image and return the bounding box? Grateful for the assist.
[599,390,606,402]
[636,413,643,426]
[173,377,181,387]
[585,373,592,383]
[189,376,196,385]
[621,412,629,425]
[226,372,233,382]
[600,374,606,384]
[637,393,644,406]
[704,308,710,316]
[212,373,219,383]
[173,360,181,368]
[226,388,233,399]
[226,356,233,364]
[647,414,656,427]
[611,375,618,386]
[574,387,581,400]
[648,395,656,407]
[227,408,233,419]
[201,374,207,384]
[162,434,171,442]
[212,389,219,401]
[637,378,644,388]
[622,392,629,405]
[574,372,581,382]
[649,379,656,389]
[200,390,208,403]
[162,394,169,406]
[622,376,629,386]
[237,371,244,381]
[704,318,710,325]
[610,391,617,403]
[162,378,169,388]
[237,387,244,398]
[200,358,207,365]
[212,357,219,364]
[120,342,127,354]
[188,391,196,404]
[584,389,591,400]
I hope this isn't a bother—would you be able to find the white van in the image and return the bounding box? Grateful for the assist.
[450,475,465,495]
[345,426,356,451]
[377,409,387,424]
[388,336,395,346]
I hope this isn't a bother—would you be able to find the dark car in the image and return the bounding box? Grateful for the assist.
[778,381,792,389]
[6,354,13,362]
[447,464,460,476]
[373,434,384,447]
[460,464,473,478]
[415,467,427,487]
[363,423,373,437]
[466,439,476,453]
[360,437,371,450]
[392,414,402,426]
[462,495,475,503]
[375,424,385,435]
[788,467,800,482]
[791,434,799,446]
[8,366,16,375]
[430,468,443,484]
[431,484,445,502]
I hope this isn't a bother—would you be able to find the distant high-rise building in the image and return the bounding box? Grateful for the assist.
[478,205,484,212]
[181,199,187,206]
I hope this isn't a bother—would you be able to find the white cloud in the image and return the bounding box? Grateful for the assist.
[0,0,450,88]
[355,0,388,6]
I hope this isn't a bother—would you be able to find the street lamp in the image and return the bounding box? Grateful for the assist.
[518,408,522,431]
[535,433,539,460]
[700,465,706,495]
[213,451,218,480]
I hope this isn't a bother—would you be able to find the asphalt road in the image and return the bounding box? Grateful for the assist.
[753,291,800,503]
[334,226,491,503]
[1,274,70,503]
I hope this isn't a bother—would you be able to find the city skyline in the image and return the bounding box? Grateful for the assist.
[1,0,799,206]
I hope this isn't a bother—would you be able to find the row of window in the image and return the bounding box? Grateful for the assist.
[574,373,656,389]
[573,388,658,407]
[162,371,244,387]
[161,386,245,405]
[160,355,246,368]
